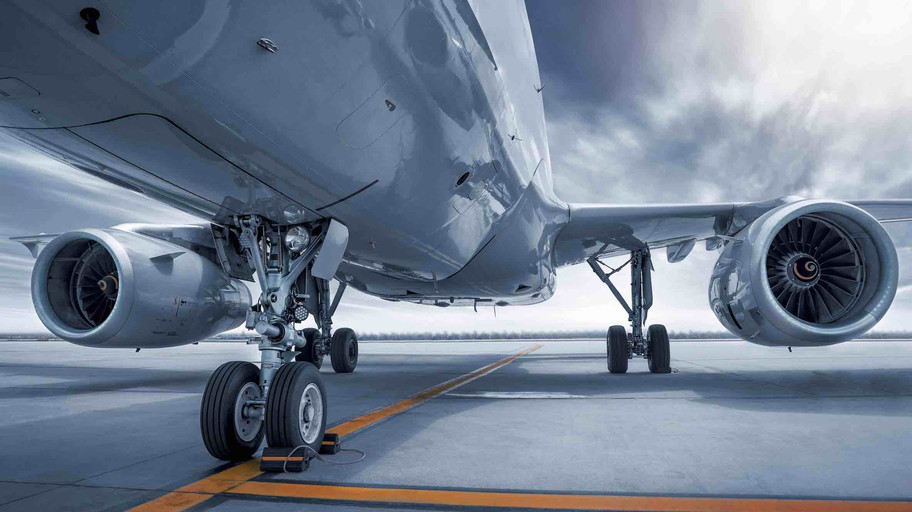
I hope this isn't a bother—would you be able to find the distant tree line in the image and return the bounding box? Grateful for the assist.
[4,330,912,342]
[355,330,912,341]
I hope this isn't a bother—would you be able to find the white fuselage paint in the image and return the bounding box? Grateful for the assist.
[0,0,570,306]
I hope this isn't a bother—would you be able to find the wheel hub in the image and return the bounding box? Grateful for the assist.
[234,382,263,442]
[298,382,323,444]
[303,403,314,423]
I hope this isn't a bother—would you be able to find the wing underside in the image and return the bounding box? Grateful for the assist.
[553,197,912,267]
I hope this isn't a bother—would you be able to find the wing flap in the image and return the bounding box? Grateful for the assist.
[848,200,912,223]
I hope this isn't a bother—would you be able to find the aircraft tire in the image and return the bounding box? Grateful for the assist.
[330,328,359,373]
[647,324,671,373]
[201,361,265,461]
[295,328,323,369]
[266,362,327,452]
[607,325,629,374]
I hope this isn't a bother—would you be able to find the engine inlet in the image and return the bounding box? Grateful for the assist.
[765,216,864,324]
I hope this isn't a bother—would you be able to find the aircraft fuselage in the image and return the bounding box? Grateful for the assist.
[0,0,569,305]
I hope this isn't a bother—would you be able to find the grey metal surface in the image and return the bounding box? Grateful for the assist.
[1,340,910,511]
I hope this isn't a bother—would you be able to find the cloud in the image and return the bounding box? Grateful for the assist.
[0,132,200,331]
[533,0,912,206]
[531,0,912,333]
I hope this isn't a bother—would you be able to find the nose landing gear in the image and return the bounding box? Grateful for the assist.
[589,249,671,374]
[201,216,356,461]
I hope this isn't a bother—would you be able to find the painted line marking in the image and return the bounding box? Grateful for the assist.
[327,343,541,438]
[446,391,587,399]
[124,344,541,512]
[226,482,912,512]
[126,460,261,512]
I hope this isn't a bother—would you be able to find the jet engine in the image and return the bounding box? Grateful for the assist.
[709,199,898,346]
[31,227,251,348]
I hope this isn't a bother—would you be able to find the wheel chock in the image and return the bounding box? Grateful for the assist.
[320,432,341,455]
[260,433,342,472]
[260,447,311,472]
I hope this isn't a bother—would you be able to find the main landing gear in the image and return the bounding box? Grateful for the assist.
[201,216,357,461]
[588,249,671,374]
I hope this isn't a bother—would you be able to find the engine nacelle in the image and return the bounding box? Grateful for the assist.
[31,228,251,348]
[710,200,898,346]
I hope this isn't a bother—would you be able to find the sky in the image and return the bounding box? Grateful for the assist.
[2,0,912,335]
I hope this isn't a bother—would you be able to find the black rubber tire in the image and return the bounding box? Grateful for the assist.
[200,361,264,461]
[295,328,323,369]
[265,362,327,451]
[607,325,629,374]
[647,324,671,373]
[330,328,358,374]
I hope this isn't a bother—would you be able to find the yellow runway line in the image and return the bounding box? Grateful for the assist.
[228,481,912,512]
[127,459,261,512]
[328,343,541,438]
[125,344,541,512]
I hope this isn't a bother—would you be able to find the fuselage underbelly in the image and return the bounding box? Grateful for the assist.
[0,0,569,304]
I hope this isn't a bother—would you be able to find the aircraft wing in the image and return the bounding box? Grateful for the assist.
[848,200,912,224]
[553,197,912,267]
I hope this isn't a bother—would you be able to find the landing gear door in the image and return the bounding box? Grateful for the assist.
[312,220,349,280]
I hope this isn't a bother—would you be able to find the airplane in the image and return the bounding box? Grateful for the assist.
[2,0,910,462]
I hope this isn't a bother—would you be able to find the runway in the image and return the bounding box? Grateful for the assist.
[1,340,911,511]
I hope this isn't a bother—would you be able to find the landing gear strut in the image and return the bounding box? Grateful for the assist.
[201,215,356,461]
[588,249,671,374]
